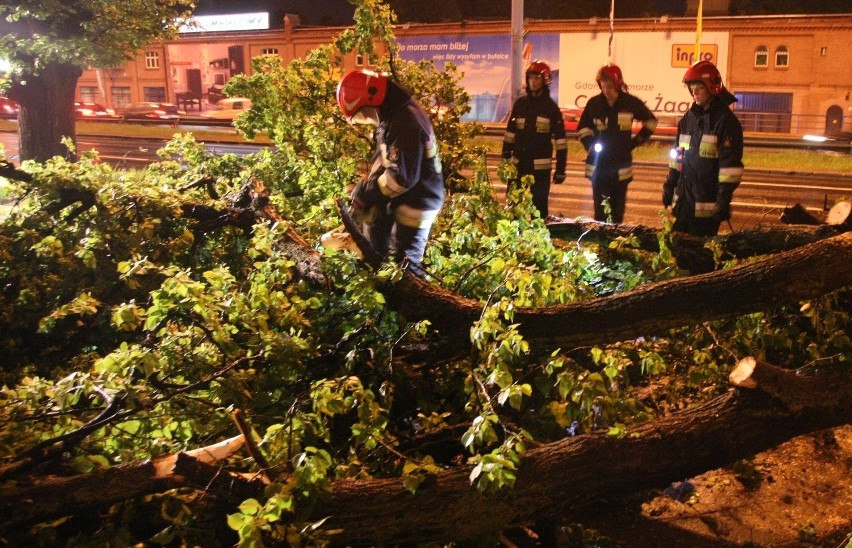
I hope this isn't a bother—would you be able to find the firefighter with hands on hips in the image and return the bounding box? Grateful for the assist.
[663,60,744,236]
[577,64,657,224]
[501,60,567,220]
[335,69,445,275]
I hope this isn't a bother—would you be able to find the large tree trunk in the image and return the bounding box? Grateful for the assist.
[379,232,852,349]
[2,361,849,545]
[312,360,852,545]
[547,220,846,273]
[8,62,82,162]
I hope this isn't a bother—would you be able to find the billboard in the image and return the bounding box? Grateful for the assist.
[559,31,729,116]
[397,30,729,123]
[397,34,560,123]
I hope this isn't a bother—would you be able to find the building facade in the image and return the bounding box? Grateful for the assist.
[75,12,852,136]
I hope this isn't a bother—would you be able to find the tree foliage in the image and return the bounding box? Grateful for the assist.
[0,0,194,75]
[0,0,849,545]
[0,0,196,161]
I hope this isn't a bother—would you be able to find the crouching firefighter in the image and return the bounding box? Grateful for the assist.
[336,69,445,276]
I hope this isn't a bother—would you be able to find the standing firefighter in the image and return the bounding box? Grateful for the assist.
[577,64,657,223]
[502,60,567,219]
[663,61,744,236]
[335,69,445,274]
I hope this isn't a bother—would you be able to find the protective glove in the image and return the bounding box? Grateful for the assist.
[714,185,735,221]
[553,173,565,185]
[714,198,731,221]
[662,184,675,207]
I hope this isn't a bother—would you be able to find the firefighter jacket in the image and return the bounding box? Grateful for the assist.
[577,92,657,180]
[353,94,445,231]
[664,96,744,222]
[501,92,567,178]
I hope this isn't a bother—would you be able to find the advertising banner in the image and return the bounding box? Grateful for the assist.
[559,31,729,117]
[398,30,729,124]
[397,34,559,123]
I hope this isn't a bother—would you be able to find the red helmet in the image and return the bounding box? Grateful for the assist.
[683,60,723,96]
[336,69,388,119]
[596,64,625,91]
[526,60,552,85]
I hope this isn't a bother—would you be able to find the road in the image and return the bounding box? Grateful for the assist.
[2,132,849,229]
[489,161,851,229]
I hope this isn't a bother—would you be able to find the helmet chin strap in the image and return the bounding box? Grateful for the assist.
[350,106,380,126]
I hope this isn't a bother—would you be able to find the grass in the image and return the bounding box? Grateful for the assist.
[473,135,852,175]
[0,119,272,145]
[2,120,850,175]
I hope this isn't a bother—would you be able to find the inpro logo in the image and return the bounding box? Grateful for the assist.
[671,45,718,67]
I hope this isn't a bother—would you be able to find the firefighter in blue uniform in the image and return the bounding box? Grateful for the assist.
[336,69,445,273]
[501,60,568,219]
[577,64,657,223]
[663,60,744,236]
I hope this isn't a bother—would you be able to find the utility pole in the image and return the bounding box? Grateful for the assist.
[510,0,524,104]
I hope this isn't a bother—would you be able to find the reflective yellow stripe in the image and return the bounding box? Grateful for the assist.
[379,143,391,168]
[395,205,440,228]
[719,167,743,183]
[578,127,594,140]
[618,166,633,181]
[515,119,526,130]
[533,158,552,170]
[617,112,632,131]
[699,135,719,158]
[554,137,568,150]
[535,116,551,133]
[425,140,438,159]
[679,135,691,150]
[695,201,716,218]
[504,131,516,144]
[378,171,405,197]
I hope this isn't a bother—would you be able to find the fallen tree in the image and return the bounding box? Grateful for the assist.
[375,231,852,349]
[546,218,847,274]
[3,171,850,545]
[2,360,848,544]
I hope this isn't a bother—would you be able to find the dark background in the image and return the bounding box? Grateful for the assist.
[192,0,850,26]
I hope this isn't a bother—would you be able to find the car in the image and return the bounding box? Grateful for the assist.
[0,97,19,119]
[203,97,252,120]
[74,101,118,120]
[560,106,582,132]
[120,102,183,121]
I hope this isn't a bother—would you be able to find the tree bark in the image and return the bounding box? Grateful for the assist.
[8,62,81,163]
[312,360,852,545]
[0,437,262,536]
[381,231,852,349]
[546,219,846,273]
[2,362,849,545]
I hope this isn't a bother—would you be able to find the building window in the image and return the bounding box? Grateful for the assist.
[260,47,279,55]
[775,46,789,67]
[820,47,828,56]
[111,87,131,108]
[145,51,160,70]
[754,45,768,67]
[355,52,368,66]
[80,86,99,102]
[144,87,166,102]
